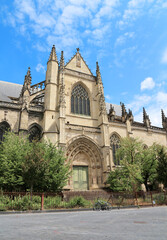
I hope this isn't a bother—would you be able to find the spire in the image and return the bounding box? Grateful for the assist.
[60,51,64,70]
[48,45,58,62]
[143,107,151,128]
[108,104,115,121]
[120,102,127,122]
[161,109,167,129]
[59,51,66,108]
[20,67,32,97]
[96,62,102,84]
[121,102,127,118]
[127,109,133,122]
[25,67,32,86]
[161,109,165,122]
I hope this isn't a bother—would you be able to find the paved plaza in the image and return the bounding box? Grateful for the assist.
[0,207,167,240]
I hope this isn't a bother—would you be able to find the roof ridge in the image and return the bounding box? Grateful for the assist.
[0,80,22,86]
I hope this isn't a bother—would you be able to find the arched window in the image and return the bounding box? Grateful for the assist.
[0,121,10,143]
[28,125,42,142]
[110,134,120,165]
[71,84,90,116]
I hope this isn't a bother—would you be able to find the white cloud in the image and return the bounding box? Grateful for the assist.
[36,63,45,74]
[1,0,122,53]
[141,77,155,91]
[156,92,167,103]
[33,43,47,52]
[127,94,152,113]
[127,88,167,127]
[118,0,167,29]
[162,2,167,8]
[161,48,167,64]
[105,95,111,100]
[115,32,134,46]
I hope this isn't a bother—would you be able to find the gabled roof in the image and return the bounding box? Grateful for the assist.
[0,81,23,102]
[65,49,93,76]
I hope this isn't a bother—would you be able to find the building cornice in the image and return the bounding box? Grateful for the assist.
[64,68,95,82]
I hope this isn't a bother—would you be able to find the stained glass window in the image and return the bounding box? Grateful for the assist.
[110,134,120,165]
[28,125,42,142]
[0,122,10,143]
[71,84,90,116]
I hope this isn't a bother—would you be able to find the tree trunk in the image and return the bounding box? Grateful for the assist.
[144,180,149,192]
[30,184,33,201]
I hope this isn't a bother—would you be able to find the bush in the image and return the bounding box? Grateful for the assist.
[67,196,91,208]
[0,194,92,211]
[44,196,62,209]
[0,195,41,211]
[153,193,167,205]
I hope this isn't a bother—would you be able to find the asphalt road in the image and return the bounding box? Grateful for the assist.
[0,207,167,240]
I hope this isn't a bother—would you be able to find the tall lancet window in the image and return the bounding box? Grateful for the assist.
[71,84,90,116]
[0,122,10,143]
[28,125,42,142]
[110,134,120,165]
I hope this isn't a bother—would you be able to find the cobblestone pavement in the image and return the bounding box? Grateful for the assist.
[0,207,167,240]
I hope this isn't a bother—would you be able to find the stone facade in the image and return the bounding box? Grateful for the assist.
[0,45,167,191]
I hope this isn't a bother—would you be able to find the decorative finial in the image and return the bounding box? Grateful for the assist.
[20,67,32,97]
[121,102,127,117]
[76,48,80,52]
[161,109,167,129]
[25,67,32,85]
[48,45,58,62]
[161,109,165,121]
[143,107,151,128]
[60,51,64,70]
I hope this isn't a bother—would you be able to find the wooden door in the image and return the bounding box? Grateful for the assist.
[73,166,88,190]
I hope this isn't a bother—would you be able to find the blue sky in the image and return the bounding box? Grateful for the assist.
[0,0,167,126]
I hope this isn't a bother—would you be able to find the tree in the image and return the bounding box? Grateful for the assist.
[156,145,167,188]
[22,141,70,193]
[141,144,158,191]
[108,137,143,192]
[0,132,70,193]
[21,140,48,194]
[0,132,26,191]
[42,142,70,192]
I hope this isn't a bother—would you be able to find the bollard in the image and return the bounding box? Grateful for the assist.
[41,193,44,210]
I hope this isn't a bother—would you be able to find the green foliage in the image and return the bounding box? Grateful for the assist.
[141,144,158,191]
[67,196,91,208]
[107,137,167,192]
[0,132,27,191]
[156,145,167,187]
[0,194,92,210]
[0,132,70,192]
[42,142,71,192]
[44,196,62,209]
[108,137,143,192]
[0,195,41,211]
[153,193,167,205]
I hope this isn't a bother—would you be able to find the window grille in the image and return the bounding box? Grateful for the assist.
[71,84,90,116]
[29,126,41,142]
[0,122,10,143]
[110,134,120,165]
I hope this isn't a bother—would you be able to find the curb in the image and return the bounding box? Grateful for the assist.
[0,208,93,215]
[0,205,141,215]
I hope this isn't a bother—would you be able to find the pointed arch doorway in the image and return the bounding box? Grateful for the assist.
[72,152,89,190]
[66,136,103,191]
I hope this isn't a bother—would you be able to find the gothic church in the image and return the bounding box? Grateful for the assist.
[0,46,167,191]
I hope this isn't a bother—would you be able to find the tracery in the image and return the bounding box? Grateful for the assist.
[71,84,90,116]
